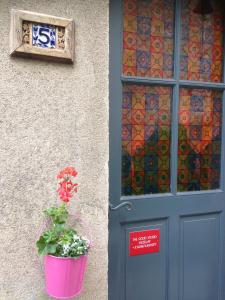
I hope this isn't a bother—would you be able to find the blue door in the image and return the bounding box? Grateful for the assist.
[109,0,225,299]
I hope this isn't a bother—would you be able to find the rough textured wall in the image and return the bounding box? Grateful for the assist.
[0,0,109,299]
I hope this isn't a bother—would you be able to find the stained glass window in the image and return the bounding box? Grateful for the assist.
[177,88,222,191]
[121,0,224,196]
[123,0,175,78]
[180,0,224,82]
[122,84,172,195]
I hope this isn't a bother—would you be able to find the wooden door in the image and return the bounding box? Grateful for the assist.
[109,1,225,299]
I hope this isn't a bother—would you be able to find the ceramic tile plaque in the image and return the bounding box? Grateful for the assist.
[10,10,74,63]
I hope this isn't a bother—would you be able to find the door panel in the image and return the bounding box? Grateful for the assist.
[180,213,221,300]
[125,220,168,300]
[109,0,225,300]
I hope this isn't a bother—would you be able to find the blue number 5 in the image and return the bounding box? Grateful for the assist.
[38,28,50,45]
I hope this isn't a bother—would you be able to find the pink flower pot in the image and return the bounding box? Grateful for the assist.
[44,255,88,299]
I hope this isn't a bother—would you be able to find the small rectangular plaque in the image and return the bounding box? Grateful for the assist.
[32,23,56,48]
[129,229,160,256]
[10,10,74,63]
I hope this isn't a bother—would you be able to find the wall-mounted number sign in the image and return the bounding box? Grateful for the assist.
[129,229,160,256]
[10,10,74,63]
[32,24,56,48]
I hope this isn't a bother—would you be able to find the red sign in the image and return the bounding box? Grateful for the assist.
[129,229,160,256]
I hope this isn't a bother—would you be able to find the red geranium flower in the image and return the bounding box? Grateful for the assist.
[57,167,78,179]
[57,167,78,202]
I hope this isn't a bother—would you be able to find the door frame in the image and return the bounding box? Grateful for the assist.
[109,1,123,298]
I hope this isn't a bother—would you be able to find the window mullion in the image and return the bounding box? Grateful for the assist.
[170,0,181,194]
[121,76,177,86]
[220,8,225,190]
[219,91,225,191]
[179,80,225,89]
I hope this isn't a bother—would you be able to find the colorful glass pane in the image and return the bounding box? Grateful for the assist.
[177,88,222,191]
[180,0,224,82]
[122,84,172,195]
[123,0,175,78]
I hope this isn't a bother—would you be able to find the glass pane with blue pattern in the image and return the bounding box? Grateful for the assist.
[122,84,172,195]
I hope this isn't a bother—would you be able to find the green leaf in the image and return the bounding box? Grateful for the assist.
[37,203,90,257]
[43,230,57,242]
[44,204,68,225]
[36,236,46,255]
[36,235,57,256]
[46,243,57,254]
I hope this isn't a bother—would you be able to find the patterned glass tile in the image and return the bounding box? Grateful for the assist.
[122,84,172,195]
[177,88,223,191]
[32,24,56,48]
[180,0,224,82]
[22,21,65,50]
[123,0,175,78]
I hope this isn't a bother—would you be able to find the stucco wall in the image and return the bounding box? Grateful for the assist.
[0,0,109,299]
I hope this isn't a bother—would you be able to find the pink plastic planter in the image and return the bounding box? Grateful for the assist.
[44,255,88,299]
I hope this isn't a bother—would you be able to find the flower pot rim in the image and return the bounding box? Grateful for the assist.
[46,254,88,260]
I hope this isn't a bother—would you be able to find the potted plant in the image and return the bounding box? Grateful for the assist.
[36,167,90,299]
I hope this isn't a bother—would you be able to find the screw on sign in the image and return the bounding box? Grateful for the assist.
[129,229,160,256]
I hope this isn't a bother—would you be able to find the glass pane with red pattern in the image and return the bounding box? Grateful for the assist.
[178,88,223,191]
[122,84,172,195]
[123,0,175,78]
[180,0,224,82]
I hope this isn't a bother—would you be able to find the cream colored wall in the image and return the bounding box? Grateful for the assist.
[0,0,109,299]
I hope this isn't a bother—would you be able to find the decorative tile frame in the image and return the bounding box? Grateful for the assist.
[10,9,74,63]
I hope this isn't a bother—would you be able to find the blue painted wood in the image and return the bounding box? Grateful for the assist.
[170,0,181,195]
[109,0,122,206]
[180,214,221,300]
[125,220,168,300]
[220,84,225,189]
[168,3,182,299]
[121,77,225,89]
[179,80,225,89]
[219,12,225,298]
[109,1,124,299]
[109,1,225,300]
[121,76,177,86]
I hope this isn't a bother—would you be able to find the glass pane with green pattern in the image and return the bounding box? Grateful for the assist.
[178,88,223,192]
[123,0,175,78]
[122,84,172,195]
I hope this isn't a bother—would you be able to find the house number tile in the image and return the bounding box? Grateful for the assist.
[32,23,56,48]
[11,10,74,63]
